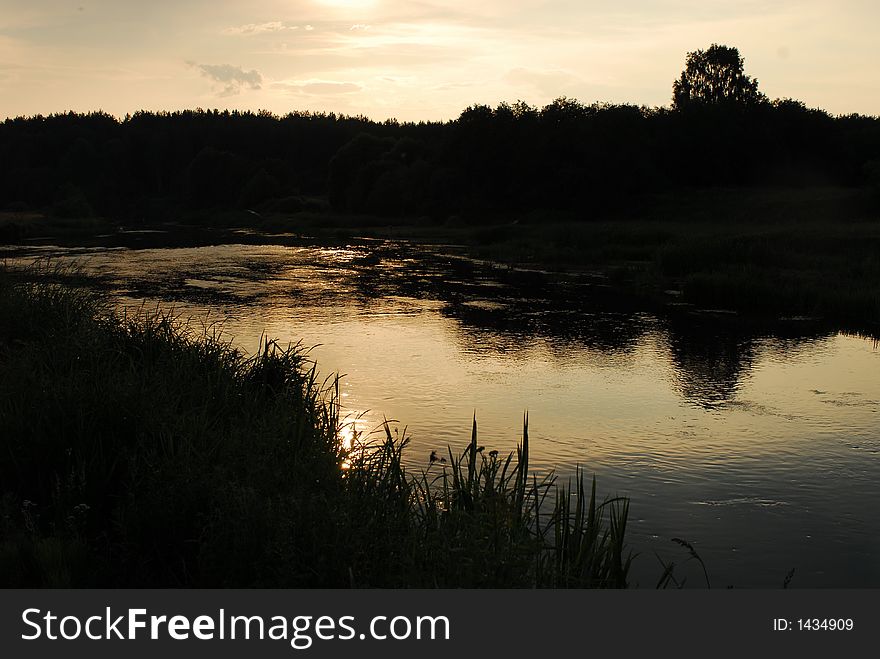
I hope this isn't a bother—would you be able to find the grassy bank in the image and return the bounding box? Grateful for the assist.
[0,271,631,587]
[0,211,112,244]
[253,186,880,330]
[7,186,875,328]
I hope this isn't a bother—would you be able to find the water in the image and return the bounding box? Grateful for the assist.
[5,238,879,587]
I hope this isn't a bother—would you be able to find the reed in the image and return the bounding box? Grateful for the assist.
[0,269,632,587]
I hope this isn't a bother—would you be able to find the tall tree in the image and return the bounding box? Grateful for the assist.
[673,44,767,109]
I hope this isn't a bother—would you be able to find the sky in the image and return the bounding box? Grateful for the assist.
[1,0,878,122]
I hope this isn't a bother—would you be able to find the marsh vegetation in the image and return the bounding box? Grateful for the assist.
[0,271,632,587]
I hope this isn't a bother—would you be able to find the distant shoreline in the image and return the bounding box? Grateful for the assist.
[3,184,878,335]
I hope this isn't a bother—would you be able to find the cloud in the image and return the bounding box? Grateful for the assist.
[274,79,363,96]
[193,62,262,96]
[223,21,295,36]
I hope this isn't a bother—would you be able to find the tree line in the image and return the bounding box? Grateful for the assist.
[2,45,879,223]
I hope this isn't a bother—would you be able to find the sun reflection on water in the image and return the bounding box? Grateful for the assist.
[4,241,880,586]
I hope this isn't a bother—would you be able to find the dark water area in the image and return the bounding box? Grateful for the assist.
[3,236,879,588]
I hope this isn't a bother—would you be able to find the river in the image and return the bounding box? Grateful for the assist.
[4,236,879,588]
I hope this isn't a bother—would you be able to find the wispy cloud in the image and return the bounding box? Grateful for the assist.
[2,1,879,120]
[193,62,262,96]
[274,79,363,96]
[223,21,296,36]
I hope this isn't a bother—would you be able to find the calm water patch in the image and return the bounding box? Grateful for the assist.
[4,240,879,587]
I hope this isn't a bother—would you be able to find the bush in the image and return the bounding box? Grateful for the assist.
[0,270,632,587]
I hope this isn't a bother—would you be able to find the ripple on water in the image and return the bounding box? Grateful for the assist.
[5,240,880,586]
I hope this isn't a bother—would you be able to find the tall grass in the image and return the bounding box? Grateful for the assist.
[0,269,632,587]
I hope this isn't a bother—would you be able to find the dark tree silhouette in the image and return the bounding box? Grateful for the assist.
[672,44,767,109]
[1,88,878,222]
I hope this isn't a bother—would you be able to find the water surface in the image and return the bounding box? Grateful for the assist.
[5,239,879,587]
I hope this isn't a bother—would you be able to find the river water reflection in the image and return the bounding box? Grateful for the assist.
[5,239,879,587]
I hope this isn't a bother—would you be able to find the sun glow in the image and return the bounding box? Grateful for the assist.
[338,411,370,470]
[314,0,376,8]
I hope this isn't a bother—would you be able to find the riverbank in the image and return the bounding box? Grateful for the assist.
[0,270,631,587]
[4,186,878,334]
[312,186,880,332]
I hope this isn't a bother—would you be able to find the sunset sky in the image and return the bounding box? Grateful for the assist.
[1,0,878,121]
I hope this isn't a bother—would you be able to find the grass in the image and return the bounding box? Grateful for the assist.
[5,186,879,330]
[0,268,632,587]
[0,211,111,243]
[240,186,880,330]
[447,188,880,329]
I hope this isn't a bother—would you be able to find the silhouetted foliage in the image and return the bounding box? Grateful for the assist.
[51,183,94,219]
[673,44,767,109]
[1,51,879,224]
[237,168,281,209]
[865,159,880,203]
